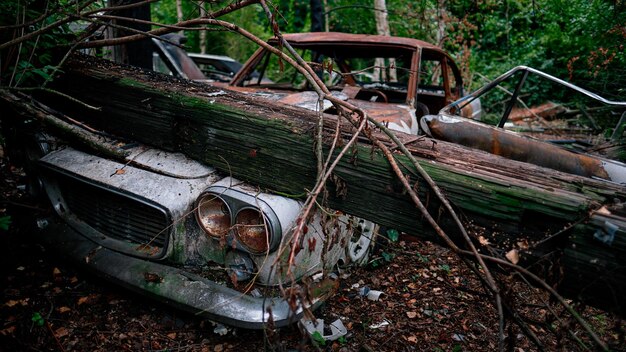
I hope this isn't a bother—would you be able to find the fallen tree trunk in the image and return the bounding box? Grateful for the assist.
[3,55,626,315]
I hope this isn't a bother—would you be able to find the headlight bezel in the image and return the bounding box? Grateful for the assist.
[194,187,282,254]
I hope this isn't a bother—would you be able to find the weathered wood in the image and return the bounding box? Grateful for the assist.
[5,55,626,314]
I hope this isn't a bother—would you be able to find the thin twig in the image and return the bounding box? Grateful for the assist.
[77,0,259,49]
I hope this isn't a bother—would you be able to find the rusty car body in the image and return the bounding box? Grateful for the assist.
[5,133,378,329]
[419,66,626,184]
[4,42,381,327]
[152,32,480,135]
[228,32,481,135]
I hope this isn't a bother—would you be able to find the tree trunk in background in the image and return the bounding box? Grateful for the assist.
[436,0,446,46]
[104,0,152,70]
[373,0,396,82]
[310,0,324,32]
[323,0,329,32]
[199,1,207,53]
[176,0,184,35]
[176,0,183,22]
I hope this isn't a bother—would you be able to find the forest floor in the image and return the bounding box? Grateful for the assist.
[1,147,625,352]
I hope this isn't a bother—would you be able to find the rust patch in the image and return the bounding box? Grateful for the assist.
[425,116,609,179]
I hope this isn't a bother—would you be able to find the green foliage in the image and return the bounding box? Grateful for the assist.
[0,215,11,231]
[3,0,624,100]
[370,250,396,268]
[0,0,77,88]
[385,228,400,242]
[31,312,44,327]
[381,251,395,262]
[152,0,271,62]
[416,253,429,263]
[326,1,377,35]
[439,264,451,273]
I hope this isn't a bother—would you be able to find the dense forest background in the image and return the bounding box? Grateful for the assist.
[152,0,626,99]
[0,0,624,98]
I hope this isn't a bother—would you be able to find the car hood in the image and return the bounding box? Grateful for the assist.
[225,87,418,135]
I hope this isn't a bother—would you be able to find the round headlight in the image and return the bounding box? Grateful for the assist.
[234,208,271,254]
[196,194,231,238]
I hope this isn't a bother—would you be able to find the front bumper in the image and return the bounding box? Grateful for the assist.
[40,218,331,329]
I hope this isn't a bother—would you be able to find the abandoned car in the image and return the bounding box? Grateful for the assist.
[2,134,380,328]
[153,32,480,135]
[152,34,264,84]
[228,32,482,134]
[3,92,379,328]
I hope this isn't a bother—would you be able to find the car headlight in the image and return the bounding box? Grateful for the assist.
[195,181,287,255]
[195,193,231,238]
[234,207,271,254]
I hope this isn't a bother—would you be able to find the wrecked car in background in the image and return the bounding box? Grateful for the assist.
[228,32,481,135]
[420,66,626,184]
[153,32,480,135]
[152,33,265,84]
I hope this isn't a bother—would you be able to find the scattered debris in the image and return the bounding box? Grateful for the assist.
[505,249,519,264]
[301,318,347,342]
[213,323,229,336]
[368,320,390,329]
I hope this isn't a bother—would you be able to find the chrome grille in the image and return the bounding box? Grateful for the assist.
[56,174,170,249]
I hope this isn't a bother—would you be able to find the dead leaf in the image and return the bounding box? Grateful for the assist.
[406,311,417,319]
[113,168,126,176]
[77,297,88,305]
[52,267,61,276]
[5,299,28,307]
[406,335,418,343]
[54,327,69,338]
[0,326,16,336]
[506,249,519,264]
[517,240,529,250]
[167,332,177,340]
[77,294,99,306]
[58,306,71,314]
[478,236,490,246]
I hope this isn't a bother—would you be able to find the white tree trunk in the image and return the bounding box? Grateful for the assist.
[176,0,184,35]
[199,1,207,53]
[323,0,329,32]
[373,0,396,82]
[436,0,446,46]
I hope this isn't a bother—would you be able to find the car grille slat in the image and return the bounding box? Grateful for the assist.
[68,196,167,235]
[66,190,167,226]
[55,174,170,251]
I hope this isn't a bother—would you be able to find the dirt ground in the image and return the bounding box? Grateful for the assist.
[1,148,625,352]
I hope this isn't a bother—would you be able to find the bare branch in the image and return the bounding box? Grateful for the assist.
[0,0,97,51]
[77,0,259,48]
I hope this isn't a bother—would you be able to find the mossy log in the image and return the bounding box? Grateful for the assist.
[4,56,626,315]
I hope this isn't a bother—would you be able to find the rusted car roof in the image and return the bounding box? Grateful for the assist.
[273,32,443,52]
